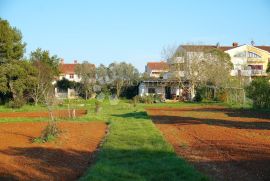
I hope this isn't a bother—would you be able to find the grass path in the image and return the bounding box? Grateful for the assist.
[79,101,207,181]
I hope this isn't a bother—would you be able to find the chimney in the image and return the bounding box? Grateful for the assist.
[60,59,64,64]
[74,60,77,64]
[232,42,238,47]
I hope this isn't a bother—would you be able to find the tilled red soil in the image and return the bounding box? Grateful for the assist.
[0,109,87,118]
[0,122,107,181]
[147,106,270,181]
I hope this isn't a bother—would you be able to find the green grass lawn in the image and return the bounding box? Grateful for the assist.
[0,99,209,180]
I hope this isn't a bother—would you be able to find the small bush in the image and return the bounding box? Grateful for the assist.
[193,91,202,102]
[142,95,154,104]
[245,77,270,109]
[34,121,61,143]
[132,95,139,107]
[7,98,25,108]
[95,101,102,113]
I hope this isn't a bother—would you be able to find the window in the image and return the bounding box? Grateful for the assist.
[248,52,261,58]
[248,65,263,70]
[234,52,246,58]
[148,88,155,94]
[69,74,74,79]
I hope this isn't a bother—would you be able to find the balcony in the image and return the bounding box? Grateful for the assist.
[231,69,267,76]
[231,69,251,77]
[247,57,265,63]
[251,69,267,76]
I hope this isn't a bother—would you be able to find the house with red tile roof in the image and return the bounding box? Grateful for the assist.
[56,59,95,99]
[59,60,81,82]
[145,61,169,78]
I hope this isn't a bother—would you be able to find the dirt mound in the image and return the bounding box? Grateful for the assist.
[0,122,107,181]
[147,106,270,181]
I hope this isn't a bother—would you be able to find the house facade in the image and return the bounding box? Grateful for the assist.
[139,61,183,100]
[138,42,270,101]
[55,59,95,99]
[224,44,270,77]
[145,61,169,78]
[59,59,81,82]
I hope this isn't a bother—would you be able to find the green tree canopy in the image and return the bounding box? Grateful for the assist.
[0,18,26,63]
[0,60,37,104]
[28,48,60,105]
[108,62,139,97]
[30,48,60,75]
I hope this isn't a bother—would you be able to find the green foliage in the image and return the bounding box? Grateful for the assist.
[95,101,102,113]
[30,48,60,75]
[0,18,26,63]
[193,90,202,102]
[208,48,233,69]
[132,95,139,107]
[56,78,77,91]
[267,62,270,73]
[0,60,37,107]
[28,48,60,105]
[108,62,140,97]
[34,121,61,143]
[7,97,25,108]
[245,77,270,109]
[120,85,138,99]
[75,61,96,99]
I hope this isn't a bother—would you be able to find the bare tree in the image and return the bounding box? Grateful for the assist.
[161,44,178,60]
[167,44,232,100]
[75,61,96,99]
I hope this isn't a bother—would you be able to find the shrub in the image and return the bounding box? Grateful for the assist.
[142,95,154,104]
[193,91,202,102]
[217,89,227,102]
[7,98,25,108]
[132,95,139,107]
[34,121,61,143]
[95,101,102,113]
[245,77,270,109]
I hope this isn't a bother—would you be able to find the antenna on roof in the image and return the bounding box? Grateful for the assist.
[251,40,255,46]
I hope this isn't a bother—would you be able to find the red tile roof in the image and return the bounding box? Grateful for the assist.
[59,64,76,74]
[180,45,234,52]
[255,46,270,53]
[180,45,270,53]
[147,61,169,70]
[59,63,95,74]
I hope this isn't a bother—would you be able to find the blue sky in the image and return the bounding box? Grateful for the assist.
[1,0,270,72]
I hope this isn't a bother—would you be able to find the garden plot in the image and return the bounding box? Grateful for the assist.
[0,122,106,181]
[0,109,87,118]
[147,106,270,181]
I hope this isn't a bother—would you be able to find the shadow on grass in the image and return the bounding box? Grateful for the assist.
[0,147,93,181]
[112,111,149,120]
[80,148,207,181]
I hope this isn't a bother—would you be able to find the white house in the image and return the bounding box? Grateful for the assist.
[145,61,169,78]
[138,42,270,101]
[224,43,270,77]
[59,59,81,82]
[55,59,95,99]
